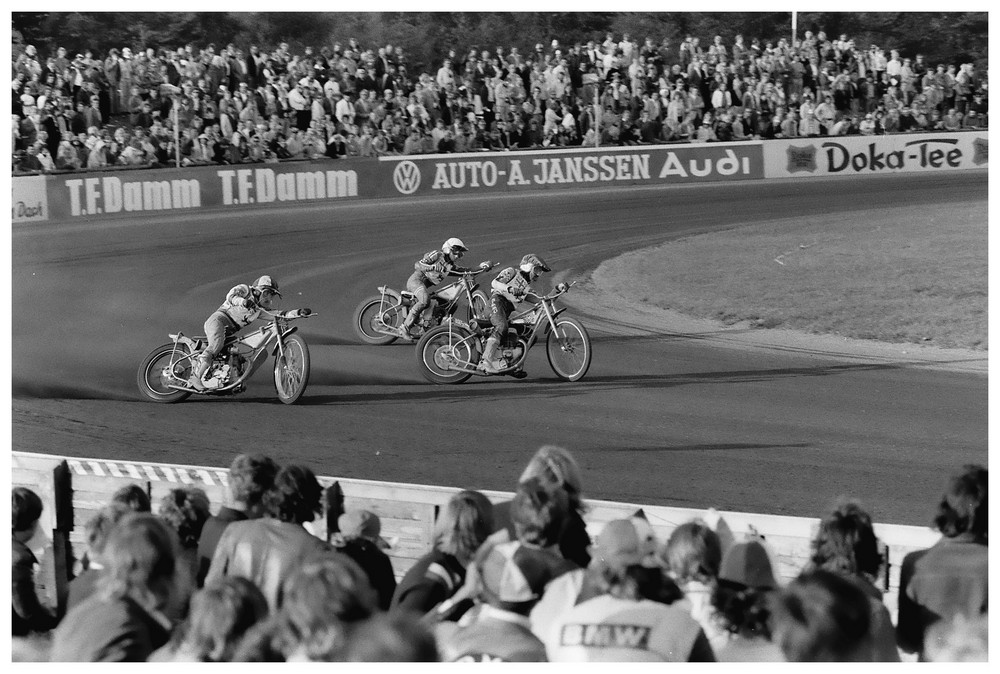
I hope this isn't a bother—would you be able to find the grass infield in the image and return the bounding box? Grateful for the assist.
[605,201,987,351]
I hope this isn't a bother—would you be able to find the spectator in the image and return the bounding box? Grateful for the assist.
[896,464,987,660]
[66,503,130,611]
[198,453,279,586]
[709,538,784,661]
[923,613,989,662]
[492,445,592,568]
[149,576,269,662]
[770,569,873,662]
[543,518,714,661]
[807,500,900,661]
[338,612,439,661]
[205,464,332,611]
[661,519,725,649]
[333,509,397,610]
[391,489,494,616]
[12,487,58,636]
[157,487,210,617]
[234,553,377,661]
[50,513,179,662]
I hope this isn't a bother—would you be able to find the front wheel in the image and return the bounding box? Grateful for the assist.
[416,325,477,385]
[274,334,310,404]
[137,343,193,403]
[354,296,403,345]
[546,318,592,382]
[468,291,490,322]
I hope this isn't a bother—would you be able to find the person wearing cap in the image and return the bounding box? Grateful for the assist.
[187,275,283,390]
[543,518,713,661]
[480,253,552,374]
[334,509,397,610]
[708,538,785,661]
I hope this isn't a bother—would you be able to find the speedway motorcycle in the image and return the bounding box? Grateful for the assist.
[415,282,591,384]
[353,263,496,345]
[137,308,315,404]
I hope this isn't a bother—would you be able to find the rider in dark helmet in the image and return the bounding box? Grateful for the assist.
[188,275,282,390]
[397,237,489,340]
[481,254,551,375]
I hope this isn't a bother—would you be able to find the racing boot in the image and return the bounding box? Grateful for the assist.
[479,335,503,374]
[398,313,419,340]
[188,352,211,391]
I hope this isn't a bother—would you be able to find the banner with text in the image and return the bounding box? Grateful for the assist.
[377,143,765,197]
[763,132,987,179]
[29,160,379,221]
[12,175,49,223]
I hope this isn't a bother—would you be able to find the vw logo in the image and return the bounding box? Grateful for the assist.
[393,161,421,194]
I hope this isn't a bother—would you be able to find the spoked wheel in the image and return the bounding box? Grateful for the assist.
[416,326,476,385]
[137,343,194,403]
[354,296,404,345]
[274,334,311,404]
[546,318,592,382]
[468,291,490,322]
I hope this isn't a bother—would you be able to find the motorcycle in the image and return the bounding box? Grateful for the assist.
[137,308,315,404]
[415,282,592,384]
[353,263,496,345]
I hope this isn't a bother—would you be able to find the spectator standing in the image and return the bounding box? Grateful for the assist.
[205,464,332,611]
[897,464,987,661]
[197,453,279,586]
[50,514,178,662]
[391,489,494,616]
[12,487,58,637]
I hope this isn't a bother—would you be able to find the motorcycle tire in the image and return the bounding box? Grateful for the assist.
[468,290,490,322]
[354,295,403,345]
[416,325,477,385]
[546,317,592,382]
[137,343,194,403]
[274,334,310,404]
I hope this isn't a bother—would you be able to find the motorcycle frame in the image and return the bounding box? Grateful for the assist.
[166,313,302,394]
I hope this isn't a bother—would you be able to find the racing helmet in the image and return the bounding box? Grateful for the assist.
[252,274,281,297]
[443,237,468,256]
[519,254,550,279]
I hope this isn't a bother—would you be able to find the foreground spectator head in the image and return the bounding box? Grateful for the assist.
[337,613,438,661]
[262,464,322,524]
[810,500,882,581]
[12,486,43,536]
[179,576,270,662]
[84,503,131,564]
[510,476,569,547]
[100,512,178,612]
[111,483,152,512]
[228,453,279,516]
[712,539,778,638]
[434,489,494,565]
[338,509,390,549]
[158,487,211,550]
[661,519,722,585]
[275,554,378,661]
[475,538,568,615]
[934,464,987,538]
[770,569,872,661]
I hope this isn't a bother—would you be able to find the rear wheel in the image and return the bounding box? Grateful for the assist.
[416,325,476,384]
[137,343,193,403]
[274,334,310,404]
[354,296,403,345]
[468,291,490,322]
[546,318,591,382]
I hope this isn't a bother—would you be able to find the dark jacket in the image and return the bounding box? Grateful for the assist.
[50,594,171,661]
[335,537,397,611]
[12,538,58,636]
[391,548,465,616]
[196,506,248,586]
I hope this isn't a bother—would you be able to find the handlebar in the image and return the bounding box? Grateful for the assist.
[532,280,576,304]
[260,308,316,320]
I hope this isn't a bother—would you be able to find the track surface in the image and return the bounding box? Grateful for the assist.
[12,172,987,526]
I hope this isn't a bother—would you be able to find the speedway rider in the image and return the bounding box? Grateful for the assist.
[398,237,489,340]
[480,254,551,375]
[188,275,282,390]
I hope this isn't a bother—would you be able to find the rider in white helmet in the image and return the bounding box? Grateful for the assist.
[188,275,282,390]
[480,254,551,374]
[398,237,488,340]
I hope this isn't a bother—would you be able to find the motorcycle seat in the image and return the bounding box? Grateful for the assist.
[400,291,416,300]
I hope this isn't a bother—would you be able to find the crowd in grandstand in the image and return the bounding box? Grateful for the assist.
[11,29,988,173]
[12,448,988,662]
